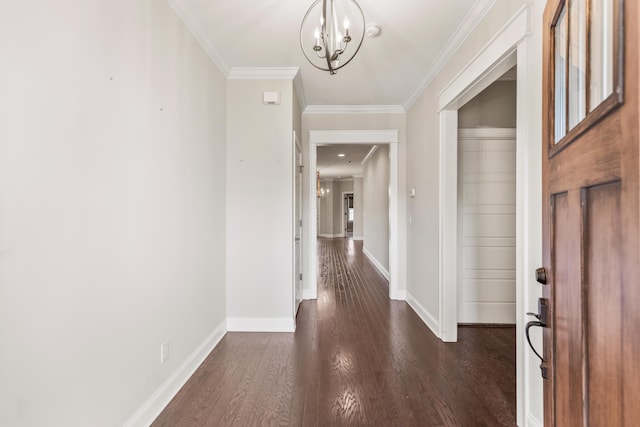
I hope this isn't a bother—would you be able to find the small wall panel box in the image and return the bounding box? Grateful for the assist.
[409,188,416,197]
[263,92,280,105]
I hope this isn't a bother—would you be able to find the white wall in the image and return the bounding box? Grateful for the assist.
[405,2,545,425]
[459,80,517,128]
[0,1,227,426]
[363,146,390,273]
[226,78,295,331]
[318,179,355,237]
[318,179,338,237]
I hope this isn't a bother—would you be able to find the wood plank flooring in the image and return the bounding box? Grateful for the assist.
[152,238,516,426]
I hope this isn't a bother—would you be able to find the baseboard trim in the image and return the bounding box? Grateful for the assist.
[318,233,343,238]
[302,289,316,300]
[390,290,407,301]
[123,320,227,427]
[227,317,295,332]
[362,247,390,281]
[406,292,440,338]
[352,235,364,241]
[527,413,543,427]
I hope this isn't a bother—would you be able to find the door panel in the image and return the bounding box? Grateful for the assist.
[541,0,639,425]
[585,181,623,426]
[550,191,583,425]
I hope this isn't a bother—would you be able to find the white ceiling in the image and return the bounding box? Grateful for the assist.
[169,0,493,108]
[317,144,375,179]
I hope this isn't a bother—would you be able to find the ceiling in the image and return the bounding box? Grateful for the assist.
[169,0,493,108]
[317,144,375,179]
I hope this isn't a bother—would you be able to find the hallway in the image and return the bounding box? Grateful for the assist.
[153,238,515,426]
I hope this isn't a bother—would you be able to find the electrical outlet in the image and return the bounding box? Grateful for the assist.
[160,340,169,364]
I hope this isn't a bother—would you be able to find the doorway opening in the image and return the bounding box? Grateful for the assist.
[343,192,354,238]
[306,130,400,300]
[457,71,517,326]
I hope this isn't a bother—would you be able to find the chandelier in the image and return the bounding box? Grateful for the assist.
[300,0,365,75]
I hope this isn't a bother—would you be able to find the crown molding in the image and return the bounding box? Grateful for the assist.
[304,105,406,114]
[228,67,300,80]
[361,145,379,166]
[403,0,496,110]
[166,0,231,77]
[437,6,528,110]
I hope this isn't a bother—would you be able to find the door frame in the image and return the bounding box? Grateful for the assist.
[341,191,354,237]
[306,130,401,300]
[293,131,303,318]
[437,5,537,427]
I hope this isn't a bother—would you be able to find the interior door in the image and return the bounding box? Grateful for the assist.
[541,0,639,425]
[294,134,303,316]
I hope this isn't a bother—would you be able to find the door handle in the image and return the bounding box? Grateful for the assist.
[526,297,548,379]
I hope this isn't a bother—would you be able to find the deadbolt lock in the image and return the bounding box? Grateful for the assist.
[535,267,548,285]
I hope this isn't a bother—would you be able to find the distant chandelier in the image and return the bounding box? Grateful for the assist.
[300,0,365,75]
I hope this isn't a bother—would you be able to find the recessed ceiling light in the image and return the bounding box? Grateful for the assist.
[338,153,346,157]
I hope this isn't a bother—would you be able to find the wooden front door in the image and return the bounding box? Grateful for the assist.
[541,0,639,425]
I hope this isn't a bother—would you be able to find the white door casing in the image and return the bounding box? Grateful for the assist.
[306,130,401,300]
[293,131,303,317]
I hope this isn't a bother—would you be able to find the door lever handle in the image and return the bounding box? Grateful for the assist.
[526,320,548,379]
[525,297,549,379]
[526,311,541,320]
[525,320,545,362]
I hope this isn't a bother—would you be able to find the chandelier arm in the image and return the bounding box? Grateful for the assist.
[299,0,324,68]
[321,0,336,75]
[329,0,364,72]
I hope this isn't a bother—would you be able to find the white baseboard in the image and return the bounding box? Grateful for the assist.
[390,289,406,300]
[527,413,543,427]
[352,235,363,241]
[123,320,227,427]
[406,291,440,338]
[318,233,343,238]
[227,317,295,332]
[362,247,390,280]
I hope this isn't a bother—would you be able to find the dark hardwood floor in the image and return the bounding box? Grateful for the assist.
[153,238,516,426]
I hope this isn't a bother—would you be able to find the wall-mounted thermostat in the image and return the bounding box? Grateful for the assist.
[409,188,416,198]
[263,91,280,105]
